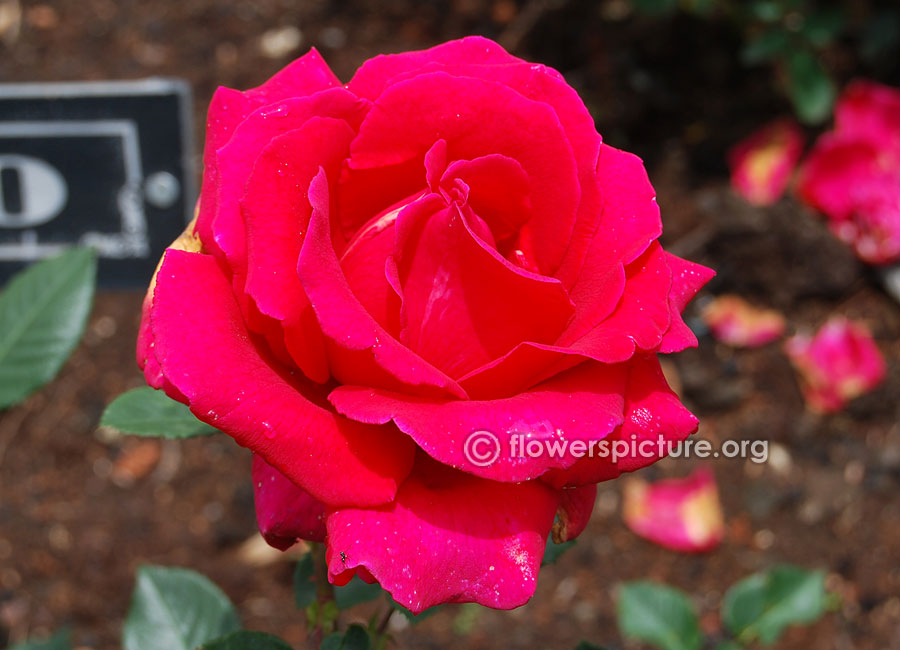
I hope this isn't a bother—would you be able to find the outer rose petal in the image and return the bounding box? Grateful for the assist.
[212,89,369,292]
[328,361,627,483]
[457,252,711,399]
[553,484,597,543]
[454,243,671,401]
[298,170,467,398]
[784,316,886,413]
[728,118,805,206]
[253,454,326,548]
[195,49,341,254]
[623,468,724,553]
[346,35,522,100]
[559,242,673,361]
[325,456,559,613]
[659,252,715,353]
[145,248,415,507]
[542,355,698,488]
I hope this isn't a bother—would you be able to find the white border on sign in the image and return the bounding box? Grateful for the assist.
[0,119,150,261]
[0,77,196,227]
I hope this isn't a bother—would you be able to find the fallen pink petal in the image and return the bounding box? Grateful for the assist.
[784,316,887,413]
[701,294,786,347]
[623,468,725,553]
[728,118,805,206]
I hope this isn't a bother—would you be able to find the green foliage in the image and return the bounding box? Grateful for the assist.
[617,581,702,650]
[200,631,293,650]
[722,565,826,644]
[627,0,871,124]
[611,566,827,650]
[786,49,836,124]
[122,565,241,650]
[8,628,71,650]
[0,248,96,409]
[101,387,218,438]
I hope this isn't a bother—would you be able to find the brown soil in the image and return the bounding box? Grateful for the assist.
[1,1,899,649]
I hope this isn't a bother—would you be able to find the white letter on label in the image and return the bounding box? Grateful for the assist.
[0,154,69,228]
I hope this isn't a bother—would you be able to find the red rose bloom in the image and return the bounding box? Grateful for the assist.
[137,37,713,612]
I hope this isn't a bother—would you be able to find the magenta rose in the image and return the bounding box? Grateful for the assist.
[137,37,713,612]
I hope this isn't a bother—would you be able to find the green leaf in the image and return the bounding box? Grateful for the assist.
[334,576,383,609]
[617,581,702,650]
[293,554,316,609]
[318,626,371,650]
[320,633,344,650]
[722,565,826,645]
[786,49,836,124]
[386,593,441,624]
[200,631,292,650]
[0,248,96,409]
[123,565,241,650]
[341,625,372,650]
[542,537,575,565]
[8,628,71,650]
[101,387,218,438]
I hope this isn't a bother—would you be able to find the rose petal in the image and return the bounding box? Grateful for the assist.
[542,354,698,488]
[439,154,532,245]
[728,118,805,206]
[552,484,597,543]
[328,361,627,482]
[253,454,326,548]
[146,248,415,507]
[325,456,559,613]
[834,79,900,150]
[242,119,358,383]
[196,49,342,255]
[559,242,673,362]
[796,134,883,222]
[212,88,369,298]
[298,169,468,398]
[396,200,575,378]
[623,468,724,553]
[343,72,579,273]
[701,294,785,348]
[659,252,716,353]
[346,36,522,99]
[784,316,886,413]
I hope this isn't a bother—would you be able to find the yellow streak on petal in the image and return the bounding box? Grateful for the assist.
[680,484,725,547]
